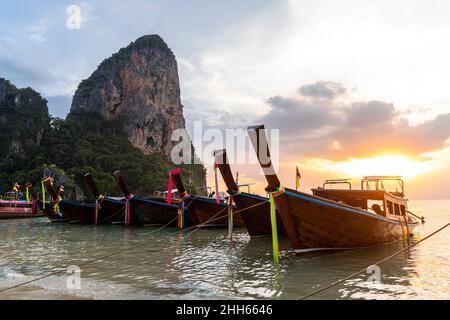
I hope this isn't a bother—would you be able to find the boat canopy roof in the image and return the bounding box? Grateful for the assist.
[322,179,352,189]
[361,176,404,196]
[362,176,403,181]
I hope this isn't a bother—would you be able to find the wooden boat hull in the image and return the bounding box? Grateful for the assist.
[131,196,182,226]
[232,192,286,237]
[0,199,40,219]
[184,196,244,227]
[58,200,96,223]
[38,200,95,223]
[0,207,42,219]
[275,188,419,250]
[38,200,62,221]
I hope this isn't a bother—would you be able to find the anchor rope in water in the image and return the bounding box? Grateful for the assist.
[0,196,270,294]
[0,214,180,294]
[267,184,285,265]
[179,198,270,234]
[177,198,270,239]
[177,206,229,238]
[297,221,450,300]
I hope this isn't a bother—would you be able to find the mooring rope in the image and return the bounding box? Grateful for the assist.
[184,195,199,210]
[177,198,270,239]
[178,206,229,238]
[0,197,269,294]
[0,214,180,294]
[95,206,125,225]
[297,222,450,300]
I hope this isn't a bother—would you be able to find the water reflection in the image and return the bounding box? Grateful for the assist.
[0,200,448,299]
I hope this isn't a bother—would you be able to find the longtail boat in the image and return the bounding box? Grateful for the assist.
[0,188,40,219]
[112,170,182,226]
[214,149,285,236]
[39,177,95,223]
[170,168,244,227]
[247,124,419,253]
[83,173,126,225]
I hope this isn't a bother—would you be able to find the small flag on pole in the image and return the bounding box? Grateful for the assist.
[295,166,301,190]
[214,161,220,204]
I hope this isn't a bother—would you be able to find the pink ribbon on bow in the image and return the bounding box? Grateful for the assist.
[125,193,134,226]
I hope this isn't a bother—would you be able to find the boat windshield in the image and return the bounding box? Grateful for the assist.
[361,176,404,196]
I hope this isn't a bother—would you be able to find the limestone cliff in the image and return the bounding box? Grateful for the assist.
[70,35,186,156]
[0,78,49,159]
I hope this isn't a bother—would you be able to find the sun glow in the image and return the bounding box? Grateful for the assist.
[326,155,434,179]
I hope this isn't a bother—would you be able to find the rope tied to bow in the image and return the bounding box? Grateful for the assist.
[95,195,105,225]
[53,194,62,217]
[266,184,285,264]
[177,190,190,229]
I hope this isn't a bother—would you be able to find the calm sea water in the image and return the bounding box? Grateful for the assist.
[0,200,449,300]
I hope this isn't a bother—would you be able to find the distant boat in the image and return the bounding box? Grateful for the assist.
[170,168,244,227]
[112,170,184,227]
[84,173,126,225]
[0,191,40,219]
[39,178,95,223]
[248,124,420,253]
[214,149,285,237]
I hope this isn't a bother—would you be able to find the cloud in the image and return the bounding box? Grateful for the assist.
[262,81,450,160]
[299,81,346,99]
[265,95,338,133]
[24,18,52,44]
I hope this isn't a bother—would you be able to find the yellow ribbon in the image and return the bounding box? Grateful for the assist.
[53,195,62,215]
[95,195,104,225]
[41,180,46,209]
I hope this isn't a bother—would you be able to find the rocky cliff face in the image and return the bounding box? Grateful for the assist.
[0,78,49,158]
[70,35,186,156]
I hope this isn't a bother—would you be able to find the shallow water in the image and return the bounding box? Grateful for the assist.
[0,199,449,300]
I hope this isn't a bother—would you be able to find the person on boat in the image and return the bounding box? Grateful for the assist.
[371,204,386,217]
[209,191,216,198]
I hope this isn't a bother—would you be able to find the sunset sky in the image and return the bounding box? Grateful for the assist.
[1,1,450,198]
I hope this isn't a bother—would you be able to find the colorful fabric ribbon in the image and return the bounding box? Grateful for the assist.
[95,195,104,225]
[268,184,285,264]
[12,182,20,193]
[167,168,181,205]
[41,180,46,209]
[124,194,134,225]
[214,162,220,204]
[177,198,185,229]
[31,199,37,215]
[53,195,62,217]
[228,194,234,241]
